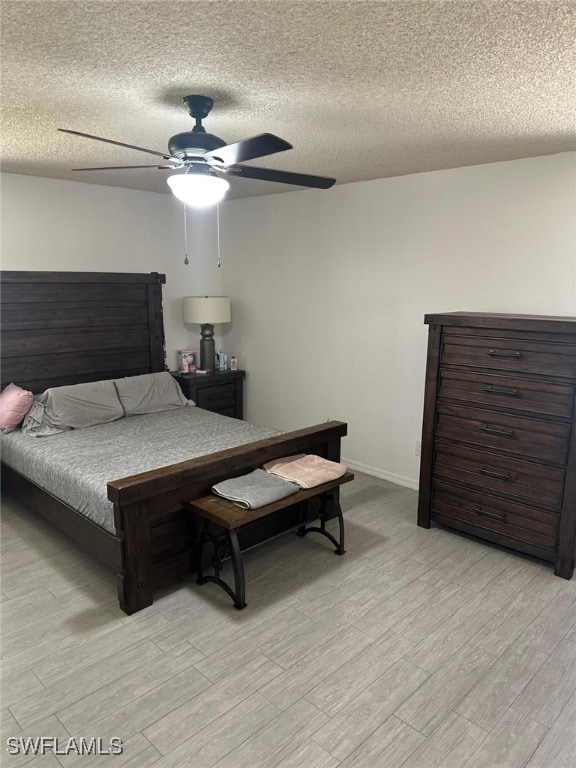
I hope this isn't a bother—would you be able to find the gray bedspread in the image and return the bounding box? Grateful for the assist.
[1,407,279,533]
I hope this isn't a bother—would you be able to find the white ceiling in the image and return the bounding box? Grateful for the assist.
[2,0,575,200]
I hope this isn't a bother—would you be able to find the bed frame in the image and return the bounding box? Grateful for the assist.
[1,271,347,614]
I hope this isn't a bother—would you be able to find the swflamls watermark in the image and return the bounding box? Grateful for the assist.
[6,736,124,756]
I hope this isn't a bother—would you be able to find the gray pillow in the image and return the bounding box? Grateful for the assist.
[113,372,193,416]
[21,380,124,437]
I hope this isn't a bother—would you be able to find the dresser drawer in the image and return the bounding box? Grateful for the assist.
[438,369,575,419]
[441,334,576,379]
[171,371,244,420]
[196,383,236,411]
[435,402,571,464]
[215,405,238,418]
[431,480,559,552]
[433,442,565,508]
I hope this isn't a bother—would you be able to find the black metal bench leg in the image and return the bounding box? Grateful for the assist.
[296,500,308,537]
[320,494,327,532]
[297,491,346,555]
[334,495,346,555]
[226,528,247,609]
[195,523,247,609]
[195,519,208,585]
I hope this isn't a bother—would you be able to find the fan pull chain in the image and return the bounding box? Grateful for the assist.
[183,204,189,265]
[216,203,221,268]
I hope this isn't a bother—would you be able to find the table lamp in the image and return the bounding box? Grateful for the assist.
[182,296,231,373]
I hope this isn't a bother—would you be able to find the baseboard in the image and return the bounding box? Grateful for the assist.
[342,458,419,491]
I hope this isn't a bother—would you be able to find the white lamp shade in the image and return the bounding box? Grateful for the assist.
[182,296,231,325]
[167,174,229,208]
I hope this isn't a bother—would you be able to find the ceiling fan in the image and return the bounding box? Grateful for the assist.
[59,95,336,206]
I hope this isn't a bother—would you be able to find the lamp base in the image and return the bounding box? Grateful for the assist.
[199,324,216,373]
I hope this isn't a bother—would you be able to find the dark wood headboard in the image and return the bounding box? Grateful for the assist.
[1,271,166,393]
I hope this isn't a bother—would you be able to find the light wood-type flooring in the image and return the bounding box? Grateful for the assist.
[2,472,576,768]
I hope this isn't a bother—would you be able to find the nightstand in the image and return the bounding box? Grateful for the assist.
[171,370,245,419]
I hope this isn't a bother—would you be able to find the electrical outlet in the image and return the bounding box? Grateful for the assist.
[415,440,422,457]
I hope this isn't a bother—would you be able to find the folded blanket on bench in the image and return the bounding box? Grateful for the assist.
[212,469,299,509]
[263,454,347,489]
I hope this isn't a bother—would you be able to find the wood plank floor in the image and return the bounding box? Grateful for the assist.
[2,472,576,768]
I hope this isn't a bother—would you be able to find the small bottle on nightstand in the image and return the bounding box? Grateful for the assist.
[230,356,238,371]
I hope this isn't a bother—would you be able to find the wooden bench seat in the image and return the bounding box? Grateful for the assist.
[186,471,354,608]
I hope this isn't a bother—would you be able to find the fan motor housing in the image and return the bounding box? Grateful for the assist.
[168,131,226,158]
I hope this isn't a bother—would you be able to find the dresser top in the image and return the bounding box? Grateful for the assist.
[424,312,576,334]
[170,369,245,380]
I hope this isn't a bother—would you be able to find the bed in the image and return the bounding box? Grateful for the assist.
[0,271,347,614]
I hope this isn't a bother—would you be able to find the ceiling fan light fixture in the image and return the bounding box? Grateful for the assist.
[167,173,230,208]
[60,94,335,191]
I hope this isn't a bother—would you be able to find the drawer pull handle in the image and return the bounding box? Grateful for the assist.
[480,423,515,438]
[487,349,523,359]
[482,385,519,397]
[478,467,512,481]
[473,507,507,522]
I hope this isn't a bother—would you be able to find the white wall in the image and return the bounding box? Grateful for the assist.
[0,172,223,369]
[3,156,575,487]
[220,153,576,488]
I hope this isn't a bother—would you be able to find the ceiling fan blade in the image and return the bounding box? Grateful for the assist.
[71,165,176,171]
[224,164,336,189]
[58,129,175,160]
[205,133,292,165]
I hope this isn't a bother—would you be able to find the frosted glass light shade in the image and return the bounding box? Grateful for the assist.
[182,296,231,325]
[167,174,229,208]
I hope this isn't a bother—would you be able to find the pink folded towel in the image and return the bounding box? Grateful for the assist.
[263,454,347,489]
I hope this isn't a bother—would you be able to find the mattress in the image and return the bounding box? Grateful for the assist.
[1,407,279,533]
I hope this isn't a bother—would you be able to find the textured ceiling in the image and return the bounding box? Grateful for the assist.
[1,0,575,200]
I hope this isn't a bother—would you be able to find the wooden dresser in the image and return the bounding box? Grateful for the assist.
[418,312,576,579]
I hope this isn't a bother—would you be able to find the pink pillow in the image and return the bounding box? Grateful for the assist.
[0,384,34,433]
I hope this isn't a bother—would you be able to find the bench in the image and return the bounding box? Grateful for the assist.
[186,471,354,608]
